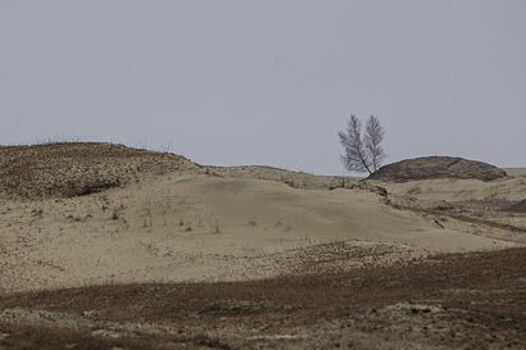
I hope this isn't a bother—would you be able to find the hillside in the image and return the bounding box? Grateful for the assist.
[0,142,201,199]
[0,143,521,294]
[368,156,507,182]
[1,142,525,349]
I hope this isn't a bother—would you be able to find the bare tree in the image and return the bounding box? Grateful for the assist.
[338,115,371,174]
[364,115,386,172]
[339,115,386,175]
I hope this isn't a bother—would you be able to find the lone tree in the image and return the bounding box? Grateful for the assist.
[339,115,386,175]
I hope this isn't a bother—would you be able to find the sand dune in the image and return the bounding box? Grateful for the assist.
[1,144,525,349]
[368,156,508,182]
[0,144,523,294]
[0,172,518,294]
[505,167,526,177]
[368,170,526,233]
[371,172,526,203]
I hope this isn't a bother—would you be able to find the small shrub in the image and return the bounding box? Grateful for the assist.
[213,222,222,234]
[192,332,232,350]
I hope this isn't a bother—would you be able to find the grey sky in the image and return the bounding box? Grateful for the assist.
[1,1,525,174]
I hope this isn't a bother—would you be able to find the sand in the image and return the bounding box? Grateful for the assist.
[0,171,520,294]
[1,145,526,349]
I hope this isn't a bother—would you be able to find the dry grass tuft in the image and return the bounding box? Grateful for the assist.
[192,332,232,349]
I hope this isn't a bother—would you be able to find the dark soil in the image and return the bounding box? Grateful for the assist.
[504,199,526,213]
[368,156,507,182]
[1,247,525,349]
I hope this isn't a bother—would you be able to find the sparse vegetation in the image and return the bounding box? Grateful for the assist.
[1,141,524,350]
[144,209,153,227]
[212,221,222,234]
[0,142,200,200]
[1,247,525,349]
[368,156,507,182]
[31,208,44,218]
[192,332,232,349]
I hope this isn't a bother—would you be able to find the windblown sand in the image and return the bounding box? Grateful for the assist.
[0,171,521,294]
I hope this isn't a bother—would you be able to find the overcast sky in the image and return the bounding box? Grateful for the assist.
[1,1,525,174]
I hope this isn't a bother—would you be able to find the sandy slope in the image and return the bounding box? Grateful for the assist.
[2,146,524,349]
[371,173,526,203]
[0,173,518,294]
[368,169,526,233]
[505,167,526,177]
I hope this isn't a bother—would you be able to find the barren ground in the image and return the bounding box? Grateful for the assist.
[1,144,525,349]
[1,247,525,349]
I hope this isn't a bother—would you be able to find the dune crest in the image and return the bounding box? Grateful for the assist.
[0,142,200,199]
